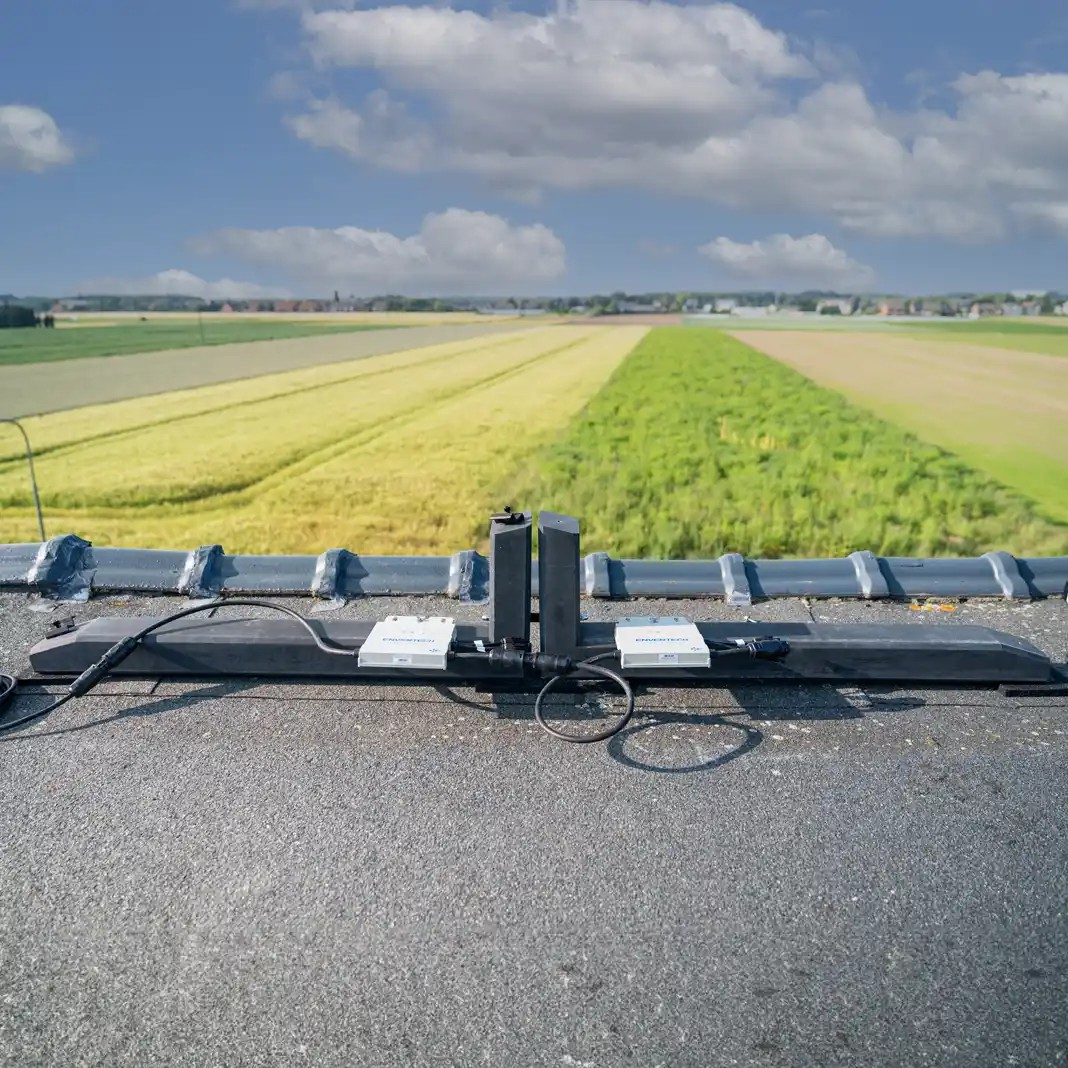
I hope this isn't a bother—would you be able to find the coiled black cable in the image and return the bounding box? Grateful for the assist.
[533,652,635,744]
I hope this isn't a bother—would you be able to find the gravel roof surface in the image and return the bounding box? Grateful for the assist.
[1,591,1066,1067]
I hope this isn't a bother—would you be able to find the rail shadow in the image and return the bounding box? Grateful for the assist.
[441,679,928,774]
[0,680,258,741]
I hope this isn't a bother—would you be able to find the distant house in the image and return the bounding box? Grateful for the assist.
[714,298,737,313]
[968,301,998,319]
[682,298,700,312]
[618,301,662,314]
[879,300,907,316]
[1002,302,1023,317]
[1056,302,1068,316]
[275,299,298,313]
[729,305,775,318]
[817,299,852,315]
[220,303,234,314]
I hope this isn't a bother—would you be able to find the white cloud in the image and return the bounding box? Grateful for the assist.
[271,2,1068,242]
[0,105,75,172]
[285,91,431,172]
[77,269,288,300]
[189,208,567,294]
[699,233,875,289]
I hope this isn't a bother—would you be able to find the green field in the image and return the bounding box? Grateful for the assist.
[0,320,397,365]
[684,315,1068,356]
[898,319,1068,358]
[503,328,1068,558]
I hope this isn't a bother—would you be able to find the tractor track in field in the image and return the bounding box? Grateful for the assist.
[21,331,600,515]
[0,330,550,469]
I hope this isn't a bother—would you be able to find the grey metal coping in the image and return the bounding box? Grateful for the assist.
[1,536,1066,603]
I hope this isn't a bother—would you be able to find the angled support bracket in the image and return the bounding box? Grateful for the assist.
[538,511,582,657]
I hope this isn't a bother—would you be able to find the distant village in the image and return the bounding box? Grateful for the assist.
[7,289,1068,319]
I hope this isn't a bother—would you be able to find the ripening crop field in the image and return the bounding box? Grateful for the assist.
[1,324,1065,557]
[0,326,646,553]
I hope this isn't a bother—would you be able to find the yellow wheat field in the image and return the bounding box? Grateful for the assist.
[0,326,646,553]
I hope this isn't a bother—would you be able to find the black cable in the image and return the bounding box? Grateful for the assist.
[128,598,359,658]
[0,598,357,735]
[533,652,635,744]
[0,671,73,733]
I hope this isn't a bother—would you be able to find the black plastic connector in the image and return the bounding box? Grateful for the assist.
[67,636,141,697]
[46,615,78,639]
[487,647,574,676]
[746,638,791,660]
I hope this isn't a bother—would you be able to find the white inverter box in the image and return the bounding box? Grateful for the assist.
[614,617,710,669]
[358,616,456,670]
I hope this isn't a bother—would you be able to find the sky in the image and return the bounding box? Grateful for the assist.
[2,0,1068,298]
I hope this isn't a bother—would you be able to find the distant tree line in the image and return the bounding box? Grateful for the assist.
[0,305,55,329]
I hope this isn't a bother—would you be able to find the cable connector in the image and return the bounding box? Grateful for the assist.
[707,636,791,660]
[744,637,791,660]
[46,615,77,639]
[67,636,140,697]
[487,647,573,675]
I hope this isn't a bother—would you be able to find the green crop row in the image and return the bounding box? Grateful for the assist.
[502,328,1068,558]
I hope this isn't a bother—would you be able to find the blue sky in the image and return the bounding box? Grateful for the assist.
[2,0,1067,297]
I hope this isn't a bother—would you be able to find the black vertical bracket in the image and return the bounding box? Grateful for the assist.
[488,508,532,646]
[537,511,582,657]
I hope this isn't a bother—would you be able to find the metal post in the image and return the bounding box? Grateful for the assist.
[1,419,45,541]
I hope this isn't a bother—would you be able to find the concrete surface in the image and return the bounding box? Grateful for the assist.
[1,591,1066,1066]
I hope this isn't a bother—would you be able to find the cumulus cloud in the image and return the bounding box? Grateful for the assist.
[0,105,75,172]
[270,1,1068,242]
[77,269,288,300]
[189,208,566,294]
[699,233,875,289]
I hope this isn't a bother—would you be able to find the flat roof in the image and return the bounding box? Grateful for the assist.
[1,590,1066,1064]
